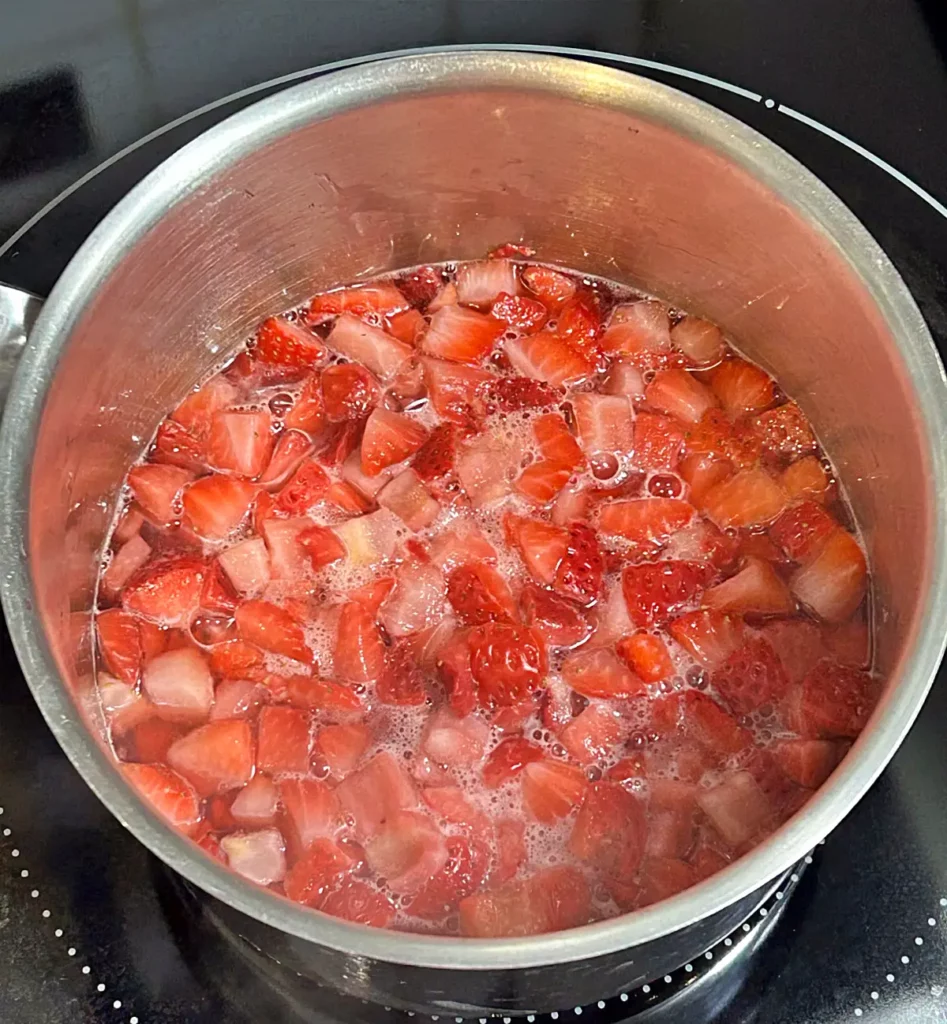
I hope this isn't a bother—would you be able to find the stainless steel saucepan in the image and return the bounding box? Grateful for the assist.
[0,52,945,1016]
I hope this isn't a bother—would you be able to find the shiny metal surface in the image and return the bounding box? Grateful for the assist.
[0,285,43,406]
[0,50,945,1011]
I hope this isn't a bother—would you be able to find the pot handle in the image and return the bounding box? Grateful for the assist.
[0,283,44,407]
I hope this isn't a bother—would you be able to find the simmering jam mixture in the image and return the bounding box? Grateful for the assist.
[95,245,877,937]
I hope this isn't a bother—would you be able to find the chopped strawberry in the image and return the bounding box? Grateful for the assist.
[172,376,238,438]
[616,631,674,682]
[208,638,266,681]
[553,521,603,606]
[602,358,646,398]
[321,363,380,421]
[505,330,594,387]
[182,474,256,539]
[669,609,745,670]
[447,562,516,626]
[521,265,576,310]
[324,479,372,515]
[142,646,214,722]
[196,560,238,617]
[422,708,490,767]
[436,631,478,717]
[569,781,647,885]
[127,464,193,525]
[379,560,446,638]
[469,622,547,707]
[621,560,707,628]
[478,376,560,412]
[703,468,787,529]
[519,583,592,648]
[365,810,449,894]
[554,290,603,361]
[283,373,325,434]
[781,455,831,503]
[122,763,202,835]
[771,738,842,788]
[429,280,459,311]
[491,293,548,333]
[410,834,491,919]
[562,704,625,764]
[386,307,427,345]
[482,737,544,788]
[411,422,460,482]
[455,427,524,507]
[258,518,312,579]
[561,646,643,699]
[376,640,427,706]
[791,659,877,738]
[601,300,671,363]
[521,760,587,823]
[516,412,584,505]
[279,777,341,854]
[769,500,837,563]
[697,771,772,845]
[130,716,186,762]
[307,282,410,323]
[421,357,492,423]
[823,616,870,668]
[209,679,268,721]
[492,818,528,884]
[790,528,867,623]
[428,521,496,572]
[334,600,386,682]
[340,448,395,500]
[257,705,311,775]
[254,316,326,368]
[599,497,694,550]
[683,408,762,468]
[122,554,207,628]
[572,393,634,461]
[758,618,825,683]
[274,458,330,514]
[704,555,794,616]
[258,431,313,489]
[293,524,344,572]
[97,609,143,684]
[206,409,274,479]
[712,636,790,714]
[326,313,413,380]
[377,468,440,530]
[689,834,733,881]
[679,452,735,506]
[230,774,279,827]
[751,401,816,459]
[637,857,698,908]
[360,407,428,476]
[459,864,590,937]
[711,358,775,414]
[665,518,740,573]
[669,316,725,367]
[321,879,396,926]
[421,304,504,364]
[167,719,254,797]
[316,723,372,775]
[455,260,519,308]
[646,369,717,424]
[397,265,445,306]
[152,418,205,471]
[284,837,356,906]
[285,673,363,714]
[335,508,401,568]
[334,751,418,839]
[681,690,752,756]
[632,412,686,470]
[235,599,312,663]
[318,420,367,467]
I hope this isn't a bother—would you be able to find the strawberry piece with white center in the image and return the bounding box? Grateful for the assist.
[297,524,347,573]
[603,358,646,398]
[711,358,775,414]
[210,679,268,721]
[561,646,644,700]
[456,429,525,507]
[100,675,153,735]
[521,265,577,309]
[771,738,843,788]
[668,609,746,670]
[704,555,794,615]
[167,718,255,797]
[703,468,787,529]
[279,777,341,854]
[307,282,410,324]
[589,581,634,648]
[421,707,489,767]
[670,316,725,367]
[218,537,270,596]
[230,774,279,826]
[598,497,694,549]
[172,376,239,438]
[428,521,497,572]
[334,600,387,683]
[206,409,274,478]
[361,407,429,476]
[505,330,594,387]
[326,313,413,380]
[127,464,193,525]
[790,528,867,622]
[235,599,311,663]
[316,722,372,776]
[519,583,592,649]
[103,533,153,597]
[260,517,315,579]
[221,828,287,886]
[697,771,772,846]
[645,368,718,424]
[505,515,568,585]
[122,554,207,628]
[259,430,313,488]
[257,705,312,775]
[454,259,519,307]
[521,760,587,823]
[366,810,449,894]
[572,393,634,462]
[515,412,584,506]
[380,561,447,638]
[335,751,419,839]
[421,304,504,364]
[377,469,440,530]
[334,509,401,567]
[341,449,395,500]
[421,357,491,423]
[421,787,489,832]
[122,763,202,835]
[254,317,327,369]
[182,474,256,539]
[142,647,214,723]
[561,703,625,764]
[600,300,671,360]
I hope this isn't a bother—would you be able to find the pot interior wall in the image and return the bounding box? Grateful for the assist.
[29,83,928,767]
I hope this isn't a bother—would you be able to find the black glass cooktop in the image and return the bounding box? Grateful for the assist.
[2,3,947,1023]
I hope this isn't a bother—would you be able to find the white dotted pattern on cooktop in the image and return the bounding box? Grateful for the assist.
[0,805,139,1023]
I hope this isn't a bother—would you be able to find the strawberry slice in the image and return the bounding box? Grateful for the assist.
[377,468,440,530]
[429,521,497,572]
[284,837,356,906]
[781,455,830,503]
[306,282,410,323]
[637,857,698,908]
[713,636,790,714]
[142,646,215,722]
[598,497,694,550]
[421,707,490,767]
[321,363,381,421]
[697,771,772,845]
[122,763,202,835]
[759,618,825,683]
[386,308,428,345]
[562,704,624,764]
[379,560,447,638]
[285,672,363,714]
[669,316,725,367]
[283,373,325,434]
[360,407,428,477]
[505,330,594,387]
[421,304,504,364]
[645,368,718,424]
[703,555,794,615]
[210,679,268,721]
[616,631,674,683]
[769,500,837,563]
[366,810,448,894]
[621,560,707,628]
[409,834,491,919]
[172,377,239,438]
[334,600,386,683]
[482,737,544,788]
[455,260,519,307]
[553,521,603,606]
[234,599,312,663]
[122,554,207,627]
[669,609,745,670]
[411,423,460,482]
[515,412,584,505]
[129,716,184,762]
[436,632,478,717]
[326,313,413,380]
[206,409,274,478]
[274,459,330,515]
[521,265,576,310]
[478,376,560,413]
[561,646,644,699]
[491,293,548,334]
[279,777,341,854]
[492,818,527,884]
[421,357,491,424]
[790,528,867,623]
[259,430,313,489]
[600,300,671,363]
[519,583,592,649]
[167,719,255,797]
[455,428,525,507]
[208,639,266,681]
[97,609,143,684]
[152,418,206,472]
[396,265,445,306]
[569,781,647,884]
[791,659,877,738]
[751,401,816,459]
[602,357,645,399]
[324,480,371,516]
[556,291,603,360]
[703,468,787,529]
[682,409,762,468]
[257,705,311,775]
[258,518,313,579]
[254,316,327,368]
[447,562,516,626]
[572,393,634,463]
[632,411,686,470]
[468,622,547,707]
[521,760,587,823]
[771,738,842,788]
[374,640,427,707]
[316,722,372,776]
[127,464,193,525]
[182,474,256,539]
[711,358,775,414]
[334,751,418,839]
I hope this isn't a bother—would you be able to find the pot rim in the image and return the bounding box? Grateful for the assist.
[2,49,945,970]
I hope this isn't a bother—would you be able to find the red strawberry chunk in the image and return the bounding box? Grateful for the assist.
[455,259,519,307]
[781,456,831,506]
[516,413,584,506]
[257,705,311,775]
[152,418,206,471]
[751,401,816,459]
[421,785,487,830]
[122,554,207,628]
[459,864,590,937]
[556,291,603,360]
[632,412,685,470]
[130,716,184,762]
[316,723,372,776]
[553,521,603,606]
[231,774,279,827]
[172,377,238,438]
[482,737,544,788]
[218,538,270,597]
[97,609,143,684]
[769,500,837,563]
[307,282,410,323]
[436,632,478,717]
[759,618,824,683]
[182,474,256,539]
[680,453,735,507]
[361,407,428,476]
[711,358,775,414]
[235,599,312,663]
[561,646,644,700]
[682,690,752,756]
[478,376,560,412]
[621,560,707,628]
[335,751,418,839]
[260,518,315,579]
[468,622,547,707]
[601,300,671,362]
[637,857,698,908]
[284,837,356,906]
[713,636,790,714]
[562,704,624,764]
[669,609,745,670]
[492,818,527,884]
[669,316,725,367]
[646,369,717,424]
[599,497,694,549]
[704,556,794,616]
[684,408,763,468]
[142,647,214,722]
[410,834,491,919]
[377,468,440,530]
[422,708,489,767]
[616,631,674,683]
[771,738,842,788]
[379,560,447,638]
[295,524,345,572]
[447,562,516,626]
[326,313,413,380]
[259,430,313,489]
[334,600,386,683]
[275,459,330,514]
[324,480,371,515]
[254,316,327,368]
[455,428,524,507]
[321,363,381,421]
[279,777,341,854]
[283,673,363,716]
[505,330,594,387]
[421,357,491,423]
[519,583,592,649]
[491,293,548,333]
[208,639,266,681]
[569,781,647,884]
[127,464,193,525]
[521,760,587,823]
[167,719,254,797]
[283,372,326,434]
[206,409,274,479]
[429,521,496,572]
[790,528,867,623]
[422,304,504,364]
[823,617,871,668]
[521,265,577,309]
[376,640,428,706]
[791,659,878,738]
[697,771,772,845]
[572,393,634,461]
[411,422,460,481]
[365,810,449,894]
[321,879,396,927]
[703,468,787,529]
[122,763,202,835]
